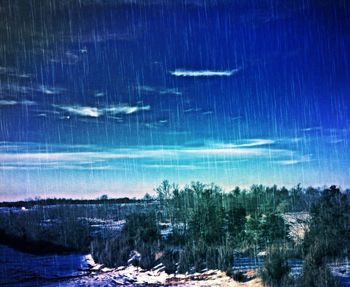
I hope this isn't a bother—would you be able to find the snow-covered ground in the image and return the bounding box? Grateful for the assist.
[1,243,350,286]
[78,217,126,237]
[0,244,262,287]
[44,264,262,287]
[282,212,310,244]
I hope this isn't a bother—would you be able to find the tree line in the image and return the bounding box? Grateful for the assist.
[92,181,350,287]
[0,197,141,208]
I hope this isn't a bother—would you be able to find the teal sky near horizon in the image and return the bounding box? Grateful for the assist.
[0,0,349,201]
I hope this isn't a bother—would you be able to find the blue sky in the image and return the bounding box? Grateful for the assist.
[0,1,349,200]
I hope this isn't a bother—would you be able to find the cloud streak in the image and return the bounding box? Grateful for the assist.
[53,104,151,118]
[36,85,65,95]
[276,155,313,166]
[0,100,36,107]
[0,100,17,106]
[211,139,274,148]
[55,106,102,117]
[136,85,182,96]
[170,68,241,77]
[0,139,306,171]
[0,83,65,95]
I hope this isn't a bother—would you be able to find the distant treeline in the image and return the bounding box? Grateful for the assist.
[0,197,144,208]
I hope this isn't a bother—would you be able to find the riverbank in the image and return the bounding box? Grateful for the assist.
[0,243,262,287]
[43,263,263,287]
[0,244,89,286]
[0,229,79,255]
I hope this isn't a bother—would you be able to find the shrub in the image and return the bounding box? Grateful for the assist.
[298,246,339,287]
[91,212,161,269]
[260,247,290,287]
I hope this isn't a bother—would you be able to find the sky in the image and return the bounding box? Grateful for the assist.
[0,0,349,200]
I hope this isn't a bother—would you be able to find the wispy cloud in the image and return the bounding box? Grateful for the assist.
[202,110,213,115]
[142,164,201,170]
[0,83,64,95]
[301,126,322,132]
[94,91,105,97]
[55,106,102,117]
[21,100,36,106]
[136,85,182,96]
[170,68,241,77]
[0,100,17,106]
[181,147,290,158]
[105,105,150,115]
[0,84,31,94]
[53,104,151,118]
[0,66,16,74]
[36,85,65,95]
[210,139,275,148]
[0,100,36,107]
[159,88,182,96]
[184,108,202,113]
[0,66,31,79]
[276,155,312,166]
[0,139,303,171]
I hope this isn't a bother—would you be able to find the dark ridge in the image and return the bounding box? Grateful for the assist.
[0,229,79,255]
[0,197,148,208]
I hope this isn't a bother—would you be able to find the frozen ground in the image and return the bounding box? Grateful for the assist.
[0,244,262,287]
[1,237,349,287]
[43,265,262,287]
[1,243,349,286]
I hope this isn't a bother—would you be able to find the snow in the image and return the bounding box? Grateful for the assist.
[42,262,263,286]
[282,212,310,244]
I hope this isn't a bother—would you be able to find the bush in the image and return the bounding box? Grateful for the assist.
[161,249,179,273]
[299,186,348,287]
[91,212,161,269]
[173,239,234,274]
[298,246,339,287]
[260,247,290,287]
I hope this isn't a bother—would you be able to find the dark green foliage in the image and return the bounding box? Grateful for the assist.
[243,211,287,255]
[243,213,263,254]
[260,247,290,287]
[123,212,160,245]
[91,212,161,269]
[227,206,246,237]
[173,239,233,274]
[161,249,179,273]
[261,213,288,244]
[299,185,349,286]
[188,184,225,244]
[143,193,153,201]
[304,185,350,259]
[299,248,339,287]
[153,181,292,274]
